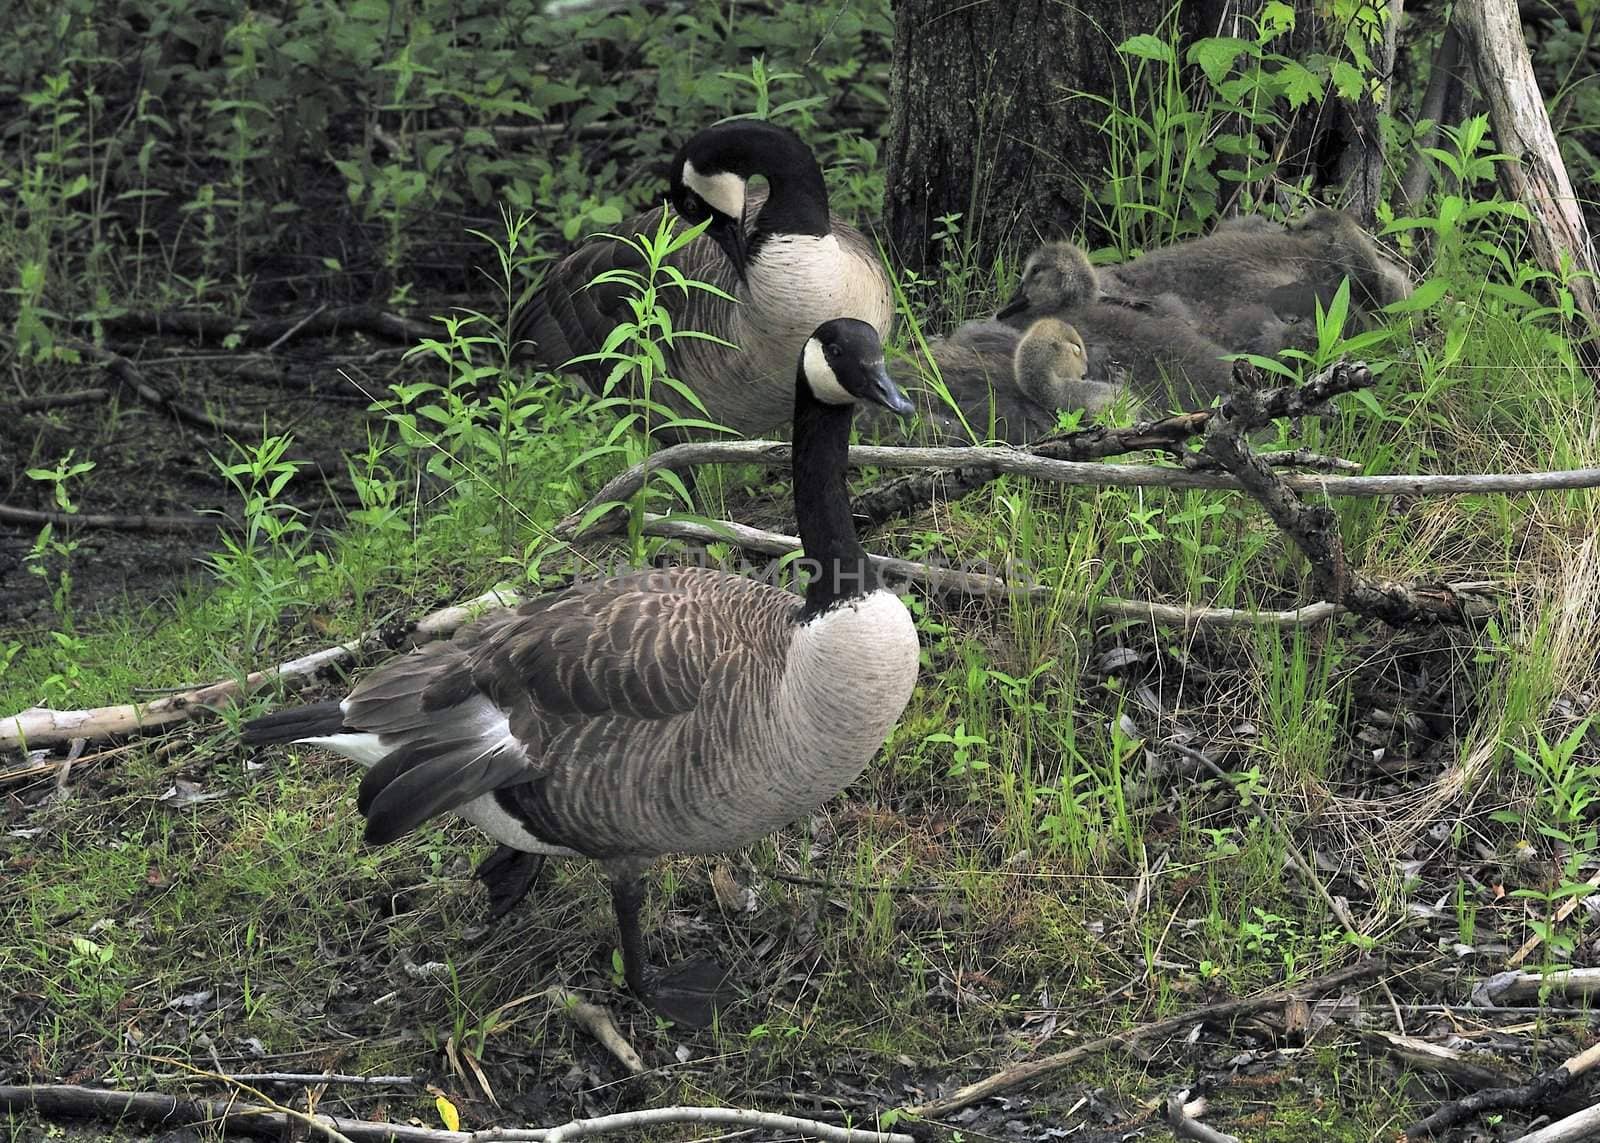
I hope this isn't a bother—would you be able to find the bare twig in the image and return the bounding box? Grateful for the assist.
[900,960,1382,1120]
[1,387,111,413]
[1506,866,1600,966]
[545,987,643,1074]
[625,513,1357,629]
[0,503,220,533]
[557,434,1600,545]
[52,737,85,795]
[158,1073,419,1087]
[1401,1040,1600,1139]
[66,339,262,437]
[1165,1091,1240,1143]
[85,306,437,349]
[0,1085,916,1143]
[2,588,524,749]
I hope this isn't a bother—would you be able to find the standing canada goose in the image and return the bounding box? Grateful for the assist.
[512,121,894,440]
[998,245,1238,410]
[242,319,920,1026]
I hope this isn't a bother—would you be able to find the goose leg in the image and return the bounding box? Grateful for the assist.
[475,846,545,922]
[607,871,737,1029]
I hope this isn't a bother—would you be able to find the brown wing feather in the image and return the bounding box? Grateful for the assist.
[347,567,797,848]
[510,194,768,390]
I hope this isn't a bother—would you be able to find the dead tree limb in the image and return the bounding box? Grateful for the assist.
[900,960,1383,1121]
[1,587,524,750]
[0,503,220,533]
[85,306,437,349]
[1202,364,1489,627]
[1,387,111,413]
[1513,1099,1600,1143]
[626,513,1356,629]
[1401,1040,1600,1139]
[1400,24,1467,214]
[1165,1090,1241,1143]
[1454,0,1600,374]
[0,1085,915,1143]
[65,339,262,437]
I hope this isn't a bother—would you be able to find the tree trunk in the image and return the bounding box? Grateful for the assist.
[883,0,1218,285]
[1454,0,1600,376]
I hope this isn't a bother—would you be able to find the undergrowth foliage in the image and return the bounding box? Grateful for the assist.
[3,1,1600,1139]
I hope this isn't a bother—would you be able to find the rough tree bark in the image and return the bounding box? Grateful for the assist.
[1454,0,1600,373]
[883,0,1224,280]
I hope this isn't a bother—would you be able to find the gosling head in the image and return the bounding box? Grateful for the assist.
[800,318,914,415]
[997,242,1099,320]
[1013,317,1088,408]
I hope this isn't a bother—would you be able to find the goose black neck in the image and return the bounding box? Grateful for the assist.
[791,377,873,620]
[741,126,831,242]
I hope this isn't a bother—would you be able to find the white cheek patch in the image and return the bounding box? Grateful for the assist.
[803,338,855,405]
[681,160,746,220]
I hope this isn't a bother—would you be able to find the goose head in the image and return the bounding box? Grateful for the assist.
[997,242,1099,320]
[670,120,824,282]
[801,318,914,415]
[1013,317,1088,407]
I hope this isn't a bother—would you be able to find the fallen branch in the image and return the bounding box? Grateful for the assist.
[155,1073,419,1087]
[558,440,1600,544]
[0,503,220,533]
[1201,364,1490,627]
[628,512,1357,629]
[900,960,1382,1120]
[66,338,262,437]
[2,587,524,750]
[87,306,437,349]
[1514,1098,1600,1143]
[1165,1090,1240,1143]
[1,387,111,413]
[1401,1040,1600,1139]
[0,1085,914,1143]
[1358,1029,1517,1090]
[1455,0,1600,376]
[1473,967,1600,1005]
[546,986,643,1074]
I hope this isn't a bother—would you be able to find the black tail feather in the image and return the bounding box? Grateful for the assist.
[241,699,347,745]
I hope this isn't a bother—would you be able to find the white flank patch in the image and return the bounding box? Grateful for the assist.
[681,160,746,220]
[802,337,854,405]
[298,731,388,768]
[455,794,577,856]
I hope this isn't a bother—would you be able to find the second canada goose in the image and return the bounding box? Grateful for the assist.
[998,245,1238,411]
[512,121,894,440]
[242,319,920,1027]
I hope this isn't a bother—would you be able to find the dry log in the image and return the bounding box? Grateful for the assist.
[1454,0,1600,373]
[1401,1040,1600,1139]
[0,1085,915,1143]
[1,587,524,750]
[1359,1029,1517,1089]
[900,960,1383,1121]
[0,503,219,533]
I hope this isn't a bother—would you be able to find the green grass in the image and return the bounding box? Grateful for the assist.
[6,1,1600,1138]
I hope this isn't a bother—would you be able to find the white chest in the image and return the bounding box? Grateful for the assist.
[744,234,894,342]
